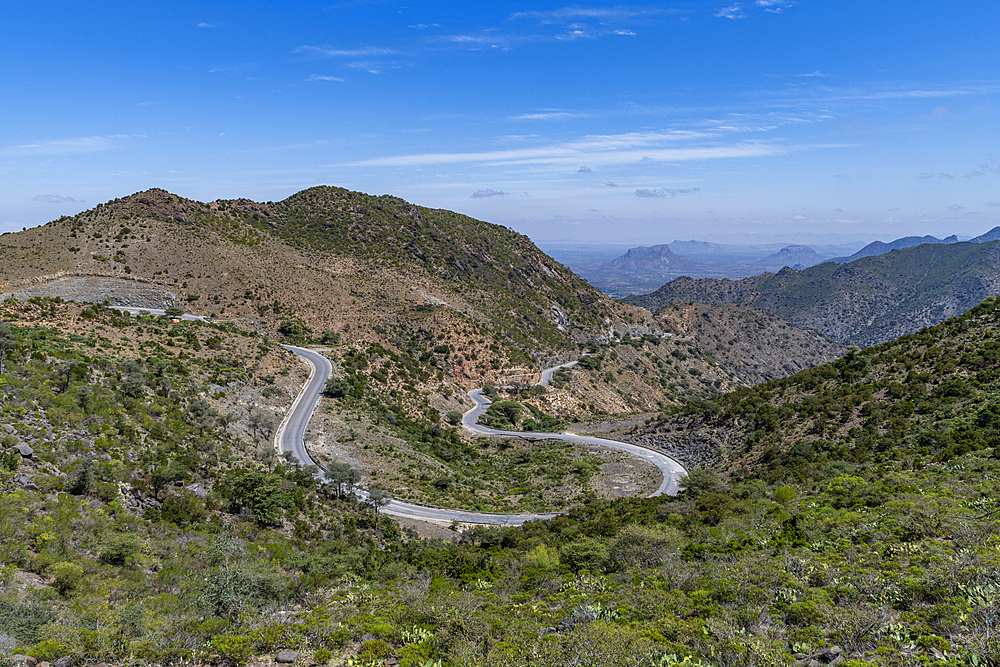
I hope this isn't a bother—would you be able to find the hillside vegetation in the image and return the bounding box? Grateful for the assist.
[2,298,1000,665]
[626,241,1000,347]
[0,188,838,416]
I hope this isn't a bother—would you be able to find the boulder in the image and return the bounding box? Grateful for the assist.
[53,657,74,667]
[10,656,37,667]
[2,424,14,434]
[275,650,299,663]
[16,443,34,458]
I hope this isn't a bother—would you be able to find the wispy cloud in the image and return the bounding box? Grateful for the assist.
[508,110,591,121]
[578,166,592,173]
[196,22,217,29]
[305,74,345,82]
[471,189,507,198]
[294,45,397,58]
[33,194,80,203]
[510,7,681,22]
[0,135,122,156]
[755,0,795,13]
[348,139,790,169]
[715,4,745,19]
[635,187,701,198]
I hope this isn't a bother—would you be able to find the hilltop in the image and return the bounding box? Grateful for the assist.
[625,240,1000,347]
[0,188,841,417]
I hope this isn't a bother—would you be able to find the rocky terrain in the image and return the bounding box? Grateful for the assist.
[626,240,1000,347]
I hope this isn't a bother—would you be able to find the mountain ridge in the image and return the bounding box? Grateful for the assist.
[624,240,1000,347]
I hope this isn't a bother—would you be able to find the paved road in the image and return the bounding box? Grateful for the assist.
[276,346,559,526]
[462,365,686,497]
[110,306,209,322]
[277,348,687,526]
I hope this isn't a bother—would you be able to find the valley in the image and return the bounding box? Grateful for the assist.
[1,189,999,667]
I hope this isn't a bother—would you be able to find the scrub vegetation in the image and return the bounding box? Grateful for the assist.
[1,295,999,666]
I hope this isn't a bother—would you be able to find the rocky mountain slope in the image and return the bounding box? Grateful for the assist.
[0,187,841,414]
[830,233,958,263]
[625,240,1000,347]
[653,303,844,386]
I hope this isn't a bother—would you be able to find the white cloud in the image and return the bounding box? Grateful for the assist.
[0,135,120,156]
[715,4,744,19]
[635,187,700,198]
[33,194,80,203]
[294,46,397,58]
[755,0,794,12]
[508,111,590,121]
[196,22,217,28]
[348,137,792,169]
[511,7,680,22]
[471,189,507,198]
[306,74,345,82]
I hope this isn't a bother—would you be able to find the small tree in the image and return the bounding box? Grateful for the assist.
[367,487,391,530]
[249,408,274,442]
[327,462,361,498]
[679,467,721,497]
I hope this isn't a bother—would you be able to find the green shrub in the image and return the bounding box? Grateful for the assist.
[784,600,827,627]
[356,639,392,663]
[0,599,57,645]
[202,563,287,619]
[208,634,253,667]
[99,533,145,566]
[560,538,609,573]
[51,561,84,596]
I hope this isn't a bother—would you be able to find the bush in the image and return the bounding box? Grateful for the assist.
[161,490,208,526]
[0,599,57,645]
[560,538,609,573]
[51,561,84,596]
[208,634,253,667]
[202,563,287,619]
[99,534,145,566]
[608,525,683,570]
[356,639,392,663]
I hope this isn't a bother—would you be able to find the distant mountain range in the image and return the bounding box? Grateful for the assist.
[568,227,1000,299]
[574,243,835,298]
[624,239,1000,347]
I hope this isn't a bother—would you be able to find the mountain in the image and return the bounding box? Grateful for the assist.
[624,240,1000,347]
[0,187,839,422]
[830,233,958,263]
[971,225,1000,243]
[0,187,625,373]
[754,244,822,268]
[653,302,844,386]
[604,244,704,273]
[577,243,830,297]
[624,295,1000,477]
[667,239,789,262]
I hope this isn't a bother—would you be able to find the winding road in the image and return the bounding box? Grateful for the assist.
[276,346,686,526]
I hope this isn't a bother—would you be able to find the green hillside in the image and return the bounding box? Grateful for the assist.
[625,241,1000,347]
[2,297,1000,666]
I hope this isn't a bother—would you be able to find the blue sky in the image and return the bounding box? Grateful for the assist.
[2,1,998,244]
